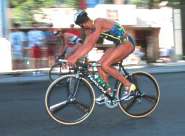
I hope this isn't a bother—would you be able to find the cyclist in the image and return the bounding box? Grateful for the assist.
[67,10,136,103]
[61,32,83,58]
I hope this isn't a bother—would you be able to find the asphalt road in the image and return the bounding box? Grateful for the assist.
[0,72,185,136]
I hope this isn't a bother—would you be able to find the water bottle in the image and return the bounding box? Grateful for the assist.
[88,74,94,81]
[94,74,111,91]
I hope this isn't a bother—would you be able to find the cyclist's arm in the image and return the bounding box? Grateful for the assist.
[69,20,102,60]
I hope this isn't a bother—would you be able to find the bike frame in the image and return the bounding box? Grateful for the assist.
[73,60,131,100]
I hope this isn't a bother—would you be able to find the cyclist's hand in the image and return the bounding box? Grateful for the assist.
[67,55,77,66]
[62,63,68,70]
[57,58,69,69]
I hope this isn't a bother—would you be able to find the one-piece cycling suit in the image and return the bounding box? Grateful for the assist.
[99,23,136,47]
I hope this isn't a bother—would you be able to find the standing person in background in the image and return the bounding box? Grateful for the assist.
[66,24,81,37]
[45,24,57,66]
[10,23,27,69]
[27,22,46,70]
[61,32,83,58]
[54,25,83,59]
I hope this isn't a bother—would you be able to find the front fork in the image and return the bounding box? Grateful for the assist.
[67,74,81,99]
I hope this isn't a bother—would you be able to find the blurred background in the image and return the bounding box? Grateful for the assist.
[0,0,185,72]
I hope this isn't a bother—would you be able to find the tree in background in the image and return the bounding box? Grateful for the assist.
[10,0,59,26]
[63,0,79,8]
[9,0,88,26]
[9,0,184,26]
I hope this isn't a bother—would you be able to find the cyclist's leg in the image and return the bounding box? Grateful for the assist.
[98,48,114,83]
[100,42,134,87]
[96,48,114,103]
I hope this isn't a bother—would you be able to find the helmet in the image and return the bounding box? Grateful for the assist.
[68,36,82,45]
[68,36,78,44]
[74,10,89,26]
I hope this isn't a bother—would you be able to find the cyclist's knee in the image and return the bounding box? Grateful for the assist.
[101,61,111,72]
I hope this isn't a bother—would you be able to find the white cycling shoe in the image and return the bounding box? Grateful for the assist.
[121,84,136,101]
[96,94,106,105]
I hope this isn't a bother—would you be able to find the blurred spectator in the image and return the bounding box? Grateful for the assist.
[87,0,101,8]
[55,25,83,58]
[27,22,46,69]
[44,24,57,66]
[10,23,27,69]
[113,0,124,4]
[79,0,87,9]
[65,24,81,37]
[61,32,83,58]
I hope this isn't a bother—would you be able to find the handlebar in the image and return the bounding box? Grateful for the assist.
[58,59,68,63]
[56,57,124,76]
[57,57,121,68]
[57,58,100,72]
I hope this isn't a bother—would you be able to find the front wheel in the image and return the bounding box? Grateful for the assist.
[118,71,160,118]
[45,75,96,125]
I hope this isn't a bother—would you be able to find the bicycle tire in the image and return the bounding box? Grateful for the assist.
[118,71,160,118]
[45,74,96,125]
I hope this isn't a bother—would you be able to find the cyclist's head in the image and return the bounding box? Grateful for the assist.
[74,10,90,27]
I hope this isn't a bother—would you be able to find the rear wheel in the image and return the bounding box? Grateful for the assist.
[118,71,160,118]
[45,75,96,125]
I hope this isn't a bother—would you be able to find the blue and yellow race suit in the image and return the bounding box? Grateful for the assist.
[99,23,136,47]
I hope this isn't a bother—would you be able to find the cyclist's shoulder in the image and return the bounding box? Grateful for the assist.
[94,18,107,24]
[95,17,116,22]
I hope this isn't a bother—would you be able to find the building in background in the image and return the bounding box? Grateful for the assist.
[0,0,12,72]
[180,5,185,60]
[3,3,184,71]
[33,5,181,61]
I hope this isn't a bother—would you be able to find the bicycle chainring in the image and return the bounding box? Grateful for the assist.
[104,97,118,109]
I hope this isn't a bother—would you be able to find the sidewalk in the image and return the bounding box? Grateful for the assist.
[128,60,185,74]
[0,60,185,84]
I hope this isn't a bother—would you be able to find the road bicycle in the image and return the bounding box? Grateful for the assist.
[45,58,160,125]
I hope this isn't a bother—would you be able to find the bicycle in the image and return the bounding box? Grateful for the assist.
[45,58,160,125]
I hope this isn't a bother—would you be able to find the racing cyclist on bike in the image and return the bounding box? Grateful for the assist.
[67,10,136,103]
[62,32,83,58]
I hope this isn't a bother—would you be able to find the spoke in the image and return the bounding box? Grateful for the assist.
[74,100,90,113]
[67,81,75,97]
[59,65,62,73]
[72,79,81,98]
[142,94,157,103]
[49,100,68,113]
[124,98,137,111]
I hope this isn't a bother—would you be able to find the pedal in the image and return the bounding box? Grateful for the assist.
[96,94,106,105]
[96,100,106,105]
[123,95,134,101]
[121,91,135,101]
